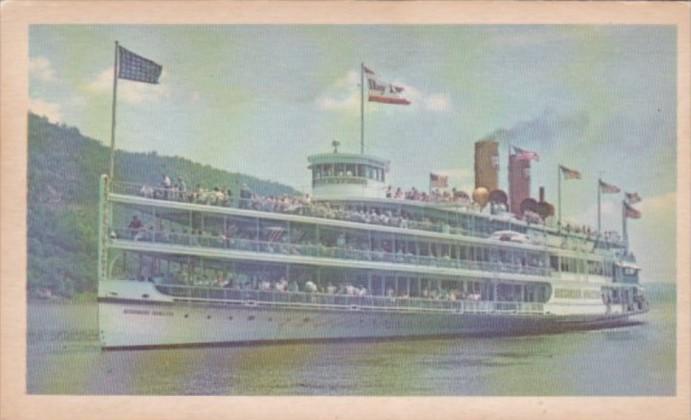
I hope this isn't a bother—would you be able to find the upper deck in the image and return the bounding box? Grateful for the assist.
[109,180,627,261]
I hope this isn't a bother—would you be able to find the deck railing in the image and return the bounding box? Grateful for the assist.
[152,283,545,315]
[109,181,501,240]
[111,228,551,277]
[109,181,628,250]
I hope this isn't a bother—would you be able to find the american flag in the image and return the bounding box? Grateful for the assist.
[513,146,539,162]
[560,165,581,180]
[624,201,642,219]
[430,173,449,188]
[599,180,621,194]
[118,46,163,84]
[625,192,642,204]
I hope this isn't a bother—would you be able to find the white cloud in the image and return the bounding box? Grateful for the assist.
[566,200,618,229]
[316,91,359,112]
[424,93,452,112]
[84,68,170,105]
[638,191,675,215]
[29,56,56,82]
[316,70,452,113]
[29,97,62,122]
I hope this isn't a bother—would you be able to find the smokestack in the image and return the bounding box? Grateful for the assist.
[508,153,531,216]
[474,140,499,191]
[539,186,545,203]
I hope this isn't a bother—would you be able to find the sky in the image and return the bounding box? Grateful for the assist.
[29,25,677,283]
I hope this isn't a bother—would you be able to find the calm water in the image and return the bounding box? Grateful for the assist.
[27,287,676,395]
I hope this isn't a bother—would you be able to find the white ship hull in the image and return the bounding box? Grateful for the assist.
[98,281,645,349]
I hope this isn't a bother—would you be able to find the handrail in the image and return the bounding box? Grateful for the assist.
[110,180,627,249]
[110,181,500,240]
[152,283,546,315]
[110,227,552,277]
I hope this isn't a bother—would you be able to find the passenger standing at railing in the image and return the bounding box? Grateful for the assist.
[128,216,143,239]
[178,177,187,197]
[161,174,172,200]
[139,184,154,198]
[239,183,251,209]
[304,280,317,293]
[190,184,200,203]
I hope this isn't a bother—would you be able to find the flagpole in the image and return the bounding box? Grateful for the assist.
[622,199,628,250]
[597,178,602,233]
[557,165,562,229]
[360,62,364,155]
[108,41,120,181]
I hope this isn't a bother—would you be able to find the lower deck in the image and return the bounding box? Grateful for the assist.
[98,279,648,349]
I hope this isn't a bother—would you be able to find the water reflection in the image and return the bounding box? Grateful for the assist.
[27,298,675,395]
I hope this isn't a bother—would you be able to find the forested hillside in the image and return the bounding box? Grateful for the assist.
[27,112,297,297]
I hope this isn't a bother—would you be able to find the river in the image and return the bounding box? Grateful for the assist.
[27,284,675,395]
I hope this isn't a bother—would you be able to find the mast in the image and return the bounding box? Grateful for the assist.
[622,199,629,251]
[360,62,365,154]
[597,178,602,233]
[557,165,562,229]
[109,41,120,180]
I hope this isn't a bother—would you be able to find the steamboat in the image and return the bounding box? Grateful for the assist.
[97,141,648,349]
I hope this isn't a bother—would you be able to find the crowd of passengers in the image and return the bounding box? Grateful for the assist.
[120,215,547,275]
[132,174,611,242]
[143,270,486,302]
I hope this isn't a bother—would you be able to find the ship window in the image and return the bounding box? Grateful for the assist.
[357,164,365,177]
[335,163,345,176]
[346,164,355,176]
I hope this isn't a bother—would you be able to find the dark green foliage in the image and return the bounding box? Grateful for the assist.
[27,113,297,297]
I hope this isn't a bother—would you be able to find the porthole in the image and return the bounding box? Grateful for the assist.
[184,314,189,318]
[228,316,233,320]
[303,317,310,323]
[207,315,211,319]
[248,315,255,321]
